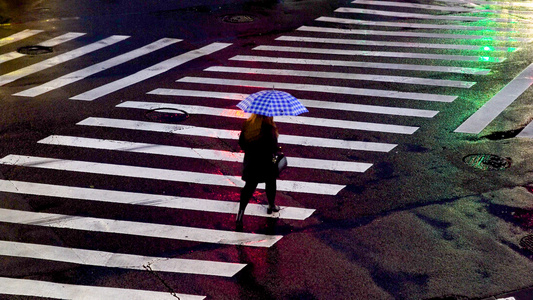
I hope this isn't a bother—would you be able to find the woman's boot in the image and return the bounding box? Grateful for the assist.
[267,205,280,214]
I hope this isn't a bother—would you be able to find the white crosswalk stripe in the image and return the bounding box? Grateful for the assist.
[0,154,347,195]
[0,179,317,219]
[37,32,87,47]
[456,63,533,134]
[117,101,419,134]
[205,65,475,88]
[517,121,533,138]
[14,38,182,97]
[351,0,532,14]
[335,7,517,22]
[0,29,43,47]
[0,32,86,64]
[298,25,531,42]
[39,135,372,172]
[276,35,516,53]
[0,240,245,276]
[0,51,24,64]
[437,0,533,7]
[77,117,398,152]
[315,16,521,32]
[36,134,233,162]
[177,76,457,102]
[0,207,283,247]
[0,277,204,300]
[229,55,490,75]
[69,42,232,101]
[147,88,439,117]
[253,45,506,62]
[0,35,129,86]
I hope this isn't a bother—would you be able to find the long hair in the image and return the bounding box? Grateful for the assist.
[242,114,278,141]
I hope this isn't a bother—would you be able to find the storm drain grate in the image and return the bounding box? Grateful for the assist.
[463,154,511,170]
[222,14,255,23]
[145,108,189,123]
[520,234,533,252]
[17,45,53,55]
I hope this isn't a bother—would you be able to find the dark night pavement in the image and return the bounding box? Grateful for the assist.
[1,0,533,299]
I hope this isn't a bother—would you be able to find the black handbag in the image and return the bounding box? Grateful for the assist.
[274,152,287,174]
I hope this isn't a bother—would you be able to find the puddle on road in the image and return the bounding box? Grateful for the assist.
[482,128,523,140]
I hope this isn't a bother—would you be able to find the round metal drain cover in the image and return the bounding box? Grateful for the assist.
[520,235,533,252]
[222,14,255,23]
[145,108,189,123]
[463,154,511,170]
[17,45,53,55]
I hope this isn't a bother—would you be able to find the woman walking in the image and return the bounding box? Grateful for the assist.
[236,114,280,225]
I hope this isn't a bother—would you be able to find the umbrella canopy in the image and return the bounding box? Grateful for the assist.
[236,90,309,117]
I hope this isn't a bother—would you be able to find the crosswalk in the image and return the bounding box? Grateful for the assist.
[13,38,182,97]
[1,0,533,298]
[0,32,86,64]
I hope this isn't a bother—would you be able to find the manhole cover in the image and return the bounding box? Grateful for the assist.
[222,14,255,23]
[463,154,511,170]
[145,108,189,123]
[17,45,53,55]
[520,235,533,252]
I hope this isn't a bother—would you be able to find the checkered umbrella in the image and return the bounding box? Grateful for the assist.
[236,90,309,117]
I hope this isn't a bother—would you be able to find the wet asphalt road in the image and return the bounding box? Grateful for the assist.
[1,0,533,299]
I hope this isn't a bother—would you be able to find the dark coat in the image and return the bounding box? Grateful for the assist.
[239,121,279,183]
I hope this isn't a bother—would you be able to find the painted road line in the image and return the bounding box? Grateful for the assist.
[77,117,397,152]
[0,32,86,65]
[455,63,533,134]
[316,16,520,33]
[37,32,86,47]
[0,240,245,276]
[230,55,490,75]
[70,42,232,101]
[0,206,283,248]
[148,88,439,118]
[253,45,505,63]
[0,277,203,300]
[335,7,514,22]
[205,65,475,88]
[39,135,372,172]
[177,77,457,102]
[298,25,530,43]
[15,38,181,97]
[0,179,316,220]
[0,51,25,64]
[0,154,346,195]
[516,121,533,138]
[276,35,515,53]
[351,0,523,14]
[0,29,43,47]
[118,101,419,134]
[0,35,129,86]
[437,0,533,8]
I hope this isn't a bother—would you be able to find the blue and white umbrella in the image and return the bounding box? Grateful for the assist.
[237,90,309,117]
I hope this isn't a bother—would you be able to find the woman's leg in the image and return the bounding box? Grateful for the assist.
[238,180,258,214]
[265,179,278,213]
